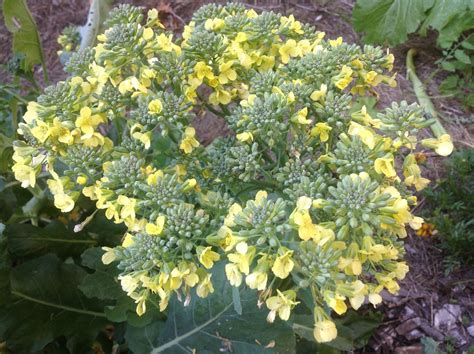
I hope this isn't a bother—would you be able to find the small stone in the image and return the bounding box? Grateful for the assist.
[434,304,461,331]
[396,317,421,335]
[419,320,444,341]
[467,324,474,337]
[405,329,423,341]
[401,306,416,320]
[448,328,467,347]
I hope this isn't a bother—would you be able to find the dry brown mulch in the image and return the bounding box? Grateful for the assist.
[1,1,473,352]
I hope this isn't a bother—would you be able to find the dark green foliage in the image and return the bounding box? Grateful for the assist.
[423,149,474,266]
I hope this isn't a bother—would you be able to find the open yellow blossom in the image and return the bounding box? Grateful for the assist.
[329,37,342,47]
[272,250,294,279]
[196,273,214,298]
[292,107,311,125]
[197,246,220,269]
[324,291,347,315]
[225,263,243,287]
[310,84,327,101]
[374,155,396,178]
[227,241,256,275]
[334,65,353,89]
[279,39,301,64]
[148,99,163,114]
[179,127,199,154]
[311,123,332,142]
[209,87,232,105]
[314,320,337,343]
[194,62,215,81]
[421,134,453,156]
[145,215,166,235]
[218,61,237,84]
[348,121,375,149]
[236,131,253,142]
[204,18,225,31]
[266,290,299,323]
[245,270,268,290]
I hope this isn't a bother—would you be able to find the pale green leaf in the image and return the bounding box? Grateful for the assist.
[2,0,46,74]
[353,0,435,46]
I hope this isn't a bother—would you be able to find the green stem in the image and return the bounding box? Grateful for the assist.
[12,290,106,318]
[406,49,448,138]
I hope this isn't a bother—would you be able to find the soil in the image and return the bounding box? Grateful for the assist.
[0,0,473,352]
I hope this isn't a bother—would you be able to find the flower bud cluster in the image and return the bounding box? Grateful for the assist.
[13,3,452,342]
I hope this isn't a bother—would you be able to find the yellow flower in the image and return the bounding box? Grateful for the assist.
[348,121,375,149]
[204,18,225,31]
[266,290,298,323]
[117,195,136,221]
[351,105,381,128]
[75,107,104,135]
[245,270,268,290]
[409,216,423,230]
[218,61,237,84]
[142,27,154,40]
[279,39,301,64]
[122,233,135,248]
[227,242,256,275]
[53,192,75,213]
[196,273,214,298]
[272,250,294,279]
[145,215,166,235]
[311,123,332,142]
[374,155,396,178]
[329,37,342,47]
[209,87,232,105]
[292,107,311,125]
[156,33,181,54]
[324,291,347,315]
[179,127,200,154]
[148,99,163,114]
[225,263,243,287]
[224,203,243,227]
[310,84,327,101]
[197,246,220,269]
[194,62,215,81]
[334,65,353,90]
[293,211,316,240]
[314,320,337,343]
[421,134,453,156]
[30,120,50,143]
[236,131,253,142]
[12,163,37,188]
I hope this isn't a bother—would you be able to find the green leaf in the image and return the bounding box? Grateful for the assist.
[0,254,108,353]
[2,0,47,75]
[79,247,155,327]
[441,61,457,72]
[133,263,295,354]
[421,336,442,354]
[454,49,471,64]
[439,75,459,92]
[353,0,435,46]
[419,0,472,35]
[4,221,97,259]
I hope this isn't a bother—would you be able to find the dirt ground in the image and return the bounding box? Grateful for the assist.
[0,1,473,352]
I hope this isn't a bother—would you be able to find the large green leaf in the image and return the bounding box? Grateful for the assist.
[80,247,155,327]
[0,254,108,353]
[353,0,435,45]
[127,263,296,354]
[4,221,97,259]
[2,0,46,74]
